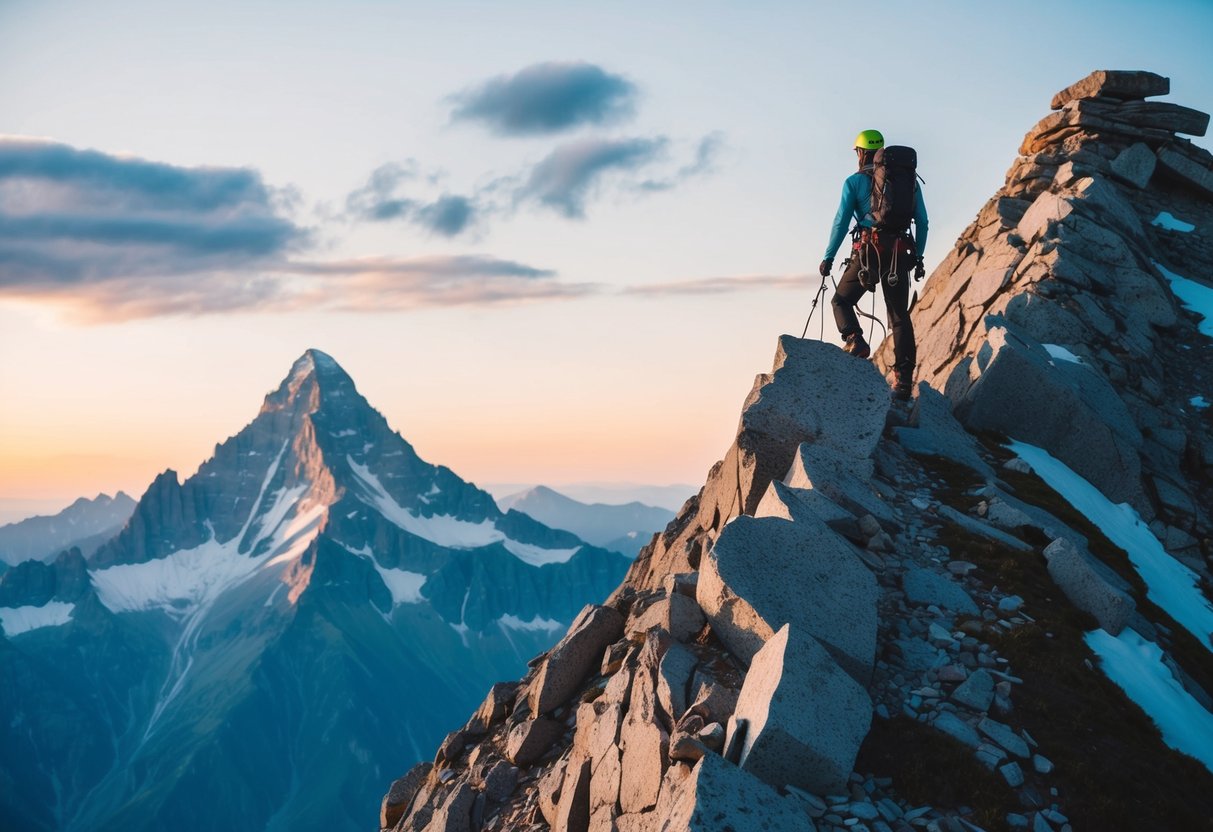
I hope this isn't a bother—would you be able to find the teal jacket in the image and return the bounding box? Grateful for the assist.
[822,171,928,262]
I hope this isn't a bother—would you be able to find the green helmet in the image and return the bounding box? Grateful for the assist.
[854,129,885,150]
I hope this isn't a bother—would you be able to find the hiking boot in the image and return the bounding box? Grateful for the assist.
[844,333,871,359]
[893,371,914,401]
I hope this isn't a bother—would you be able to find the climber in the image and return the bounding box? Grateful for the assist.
[818,129,929,401]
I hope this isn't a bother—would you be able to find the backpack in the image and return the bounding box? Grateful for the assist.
[868,146,918,233]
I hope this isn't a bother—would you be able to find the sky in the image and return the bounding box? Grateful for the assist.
[1,0,1211,522]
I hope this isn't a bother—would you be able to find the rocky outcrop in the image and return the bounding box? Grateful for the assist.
[379,337,895,832]
[877,68,1212,564]
[379,69,1213,832]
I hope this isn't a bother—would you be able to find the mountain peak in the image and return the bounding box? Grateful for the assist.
[261,348,357,416]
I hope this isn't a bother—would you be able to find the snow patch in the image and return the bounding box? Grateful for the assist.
[336,542,427,606]
[1086,628,1213,773]
[376,568,427,605]
[1009,441,1213,652]
[0,601,74,636]
[1156,261,1213,338]
[1152,211,1196,233]
[1191,396,1210,410]
[334,429,357,437]
[1043,343,1083,364]
[497,613,564,634]
[347,455,579,564]
[503,539,582,567]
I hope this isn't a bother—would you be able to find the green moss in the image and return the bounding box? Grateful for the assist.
[857,717,1012,832]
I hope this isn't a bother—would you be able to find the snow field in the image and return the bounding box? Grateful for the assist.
[1085,628,1213,774]
[1008,441,1213,653]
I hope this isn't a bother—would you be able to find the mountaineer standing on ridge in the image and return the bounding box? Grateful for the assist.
[818,129,928,401]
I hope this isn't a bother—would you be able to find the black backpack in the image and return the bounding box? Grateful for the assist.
[868,146,918,233]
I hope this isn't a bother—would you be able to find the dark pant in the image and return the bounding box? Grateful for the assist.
[831,242,916,378]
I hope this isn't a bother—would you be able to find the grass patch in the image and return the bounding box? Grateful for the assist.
[857,717,1012,832]
[915,449,1213,831]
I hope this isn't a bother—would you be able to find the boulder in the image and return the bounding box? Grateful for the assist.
[553,756,592,832]
[944,317,1143,505]
[697,514,877,681]
[664,753,815,832]
[421,782,474,832]
[619,636,670,813]
[1043,538,1136,635]
[1017,192,1073,245]
[505,717,565,767]
[1050,70,1170,109]
[755,478,852,526]
[784,442,898,528]
[656,641,698,726]
[978,717,1030,758]
[894,384,995,479]
[1108,100,1210,136]
[933,712,980,748]
[741,336,890,465]
[627,592,705,643]
[728,624,871,796]
[381,763,432,829]
[1156,146,1213,199]
[589,743,622,820]
[951,669,996,712]
[466,682,519,735]
[687,667,740,725]
[901,566,980,615]
[936,504,1032,553]
[530,604,624,715]
[1110,143,1157,189]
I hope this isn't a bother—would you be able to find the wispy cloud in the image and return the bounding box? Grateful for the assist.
[624,273,811,297]
[344,161,478,237]
[449,61,637,136]
[0,137,595,322]
[8,253,593,323]
[516,137,667,218]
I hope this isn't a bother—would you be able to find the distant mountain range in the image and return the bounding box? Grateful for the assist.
[486,482,694,512]
[0,492,136,565]
[0,349,629,832]
[497,485,675,557]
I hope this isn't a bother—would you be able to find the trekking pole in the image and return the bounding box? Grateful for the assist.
[800,272,831,339]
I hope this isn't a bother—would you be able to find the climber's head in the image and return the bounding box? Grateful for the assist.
[854,129,884,168]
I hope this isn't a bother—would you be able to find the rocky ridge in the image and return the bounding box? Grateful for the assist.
[875,68,1212,566]
[377,71,1213,832]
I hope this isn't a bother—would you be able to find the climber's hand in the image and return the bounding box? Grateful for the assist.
[914,257,926,281]
[818,259,833,278]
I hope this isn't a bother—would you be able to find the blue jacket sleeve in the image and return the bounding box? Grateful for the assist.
[823,178,857,262]
[912,185,929,258]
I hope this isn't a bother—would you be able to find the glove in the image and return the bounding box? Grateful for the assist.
[818,259,833,278]
[914,257,926,281]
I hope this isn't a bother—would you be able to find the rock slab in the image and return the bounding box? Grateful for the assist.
[1043,537,1136,634]
[664,753,816,832]
[697,513,877,680]
[530,604,624,715]
[729,624,872,796]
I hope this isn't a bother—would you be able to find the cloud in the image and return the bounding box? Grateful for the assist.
[624,273,810,297]
[0,137,594,322]
[516,137,667,218]
[450,62,636,136]
[289,255,594,312]
[0,136,305,293]
[345,162,477,236]
[3,249,591,323]
[635,132,725,193]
